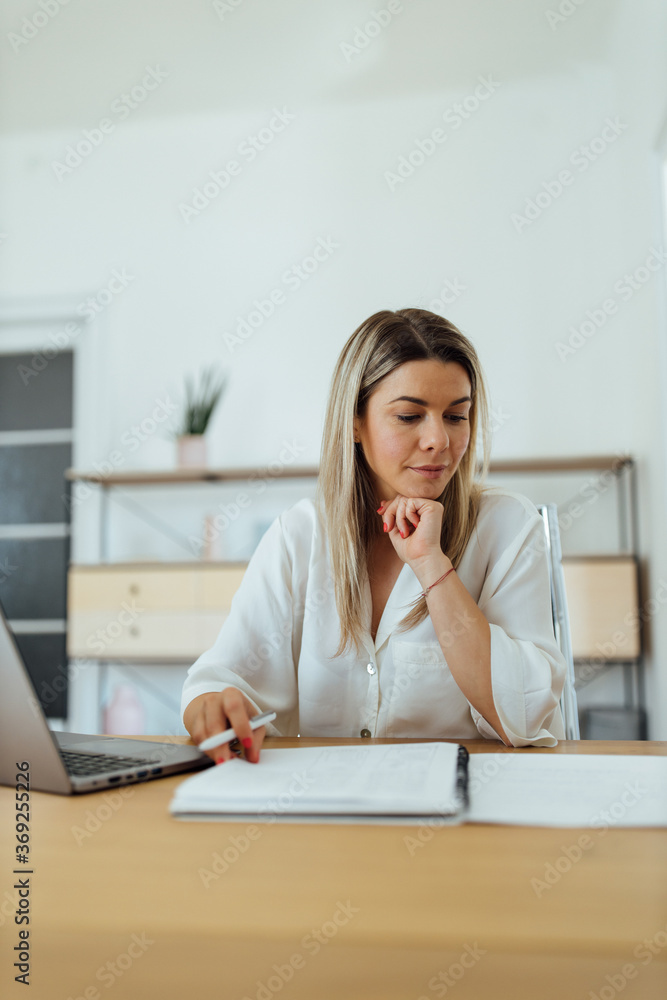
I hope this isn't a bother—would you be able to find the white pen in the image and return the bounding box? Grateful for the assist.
[197,711,277,752]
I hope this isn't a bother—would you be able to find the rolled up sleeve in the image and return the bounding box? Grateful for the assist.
[180,515,299,737]
[472,505,567,747]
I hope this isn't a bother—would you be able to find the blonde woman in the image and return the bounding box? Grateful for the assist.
[182,308,566,764]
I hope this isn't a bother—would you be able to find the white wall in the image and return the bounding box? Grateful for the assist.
[1,0,667,736]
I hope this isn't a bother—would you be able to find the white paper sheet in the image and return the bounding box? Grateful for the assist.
[169,742,464,823]
[467,753,667,827]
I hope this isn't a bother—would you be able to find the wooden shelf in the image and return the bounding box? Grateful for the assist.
[486,455,633,474]
[64,455,633,486]
[64,465,321,485]
[69,559,248,569]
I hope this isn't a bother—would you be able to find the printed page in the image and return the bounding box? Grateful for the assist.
[170,742,463,819]
[467,753,667,827]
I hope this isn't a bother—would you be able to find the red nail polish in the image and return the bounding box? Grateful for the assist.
[376,507,383,513]
[383,523,388,532]
[400,531,406,538]
[215,756,225,765]
[242,737,253,748]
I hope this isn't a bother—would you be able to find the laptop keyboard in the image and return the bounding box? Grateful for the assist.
[60,750,154,775]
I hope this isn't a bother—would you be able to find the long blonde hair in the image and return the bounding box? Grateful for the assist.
[315,307,491,658]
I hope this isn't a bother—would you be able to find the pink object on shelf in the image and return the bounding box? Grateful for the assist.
[177,434,207,468]
[103,683,145,735]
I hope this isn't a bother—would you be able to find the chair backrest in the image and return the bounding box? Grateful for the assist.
[536,504,581,740]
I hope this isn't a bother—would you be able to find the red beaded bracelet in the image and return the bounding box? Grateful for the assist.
[420,566,455,598]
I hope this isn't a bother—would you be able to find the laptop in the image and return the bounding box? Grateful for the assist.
[0,600,214,794]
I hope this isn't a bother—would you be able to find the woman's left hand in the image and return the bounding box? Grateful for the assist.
[377,495,444,567]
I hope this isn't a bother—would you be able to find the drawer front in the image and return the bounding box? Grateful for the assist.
[68,567,198,612]
[67,565,246,658]
[561,558,640,660]
[67,610,228,661]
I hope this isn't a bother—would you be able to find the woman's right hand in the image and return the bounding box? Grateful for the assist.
[183,688,267,765]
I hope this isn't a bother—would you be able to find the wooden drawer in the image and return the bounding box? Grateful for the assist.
[67,563,247,660]
[196,565,247,609]
[66,610,231,661]
[68,565,198,611]
[561,556,641,660]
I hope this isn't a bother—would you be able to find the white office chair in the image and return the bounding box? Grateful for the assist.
[537,504,581,740]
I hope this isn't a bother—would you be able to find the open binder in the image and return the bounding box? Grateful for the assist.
[169,742,469,826]
[169,741,667,827]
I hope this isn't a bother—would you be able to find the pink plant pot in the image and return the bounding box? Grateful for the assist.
[177,434,207,468]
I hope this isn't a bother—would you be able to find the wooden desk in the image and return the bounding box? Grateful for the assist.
[2,738,666,1000]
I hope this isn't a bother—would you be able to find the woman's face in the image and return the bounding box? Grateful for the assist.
[353,359,472,504]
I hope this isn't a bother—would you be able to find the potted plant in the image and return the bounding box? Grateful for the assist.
[173,364,227,467]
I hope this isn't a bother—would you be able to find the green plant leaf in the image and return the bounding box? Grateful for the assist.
[177,364,227,435]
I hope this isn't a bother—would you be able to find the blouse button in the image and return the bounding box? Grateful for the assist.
[360,728,371,738]
[366,663,376,675]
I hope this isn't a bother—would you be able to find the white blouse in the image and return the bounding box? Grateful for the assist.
[181,487,567,747]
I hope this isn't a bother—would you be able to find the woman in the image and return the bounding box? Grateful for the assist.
[182,308,566,764]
